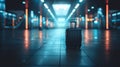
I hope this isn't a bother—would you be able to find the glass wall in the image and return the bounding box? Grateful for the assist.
[0,0,5,29]
[0,0,5,10]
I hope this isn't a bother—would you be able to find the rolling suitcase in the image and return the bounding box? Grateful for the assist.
[66,28,82,49]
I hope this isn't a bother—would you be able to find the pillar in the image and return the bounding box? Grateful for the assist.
[106,0,109,29]
[85,4,88,29]
[25,0,29,29]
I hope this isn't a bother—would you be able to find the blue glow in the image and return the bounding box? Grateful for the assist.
[93,30,98,40]
[94,36,98,39]
[88,9,90,12]
[58,18,65,22]
[8,13,12,16]
[43,3,56,21]
[52,4,71,16]
[0,10,3,13]
[97,8,104,17]
[0,2,5,10]
[79,0,83,2]
[0,0,4,2]
[56,21,66,27]
[98,8,102,11]
[12,14,16,17]
[31,17,38,23]
[4,12,7,15]
[48,9,50,12]
[41,0,44,3]
[42,17,45,24]
[44,3,49,9]
[91,6,94,9]
[22,1,26,4]
[81,17,85,21]
[48,9,55,20]
[66,3,80,21]
[66,9,76,21]
[112,13,116,16]
[30,11,34,18]
[117,12,120,15]
[94,20,98,24]
[75,3,80,9]
[72,9,76,13]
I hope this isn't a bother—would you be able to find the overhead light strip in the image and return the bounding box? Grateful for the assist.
[44,3,49,9]
[66,3,80,21]
[41,0,44,3]
[43,3,56,20]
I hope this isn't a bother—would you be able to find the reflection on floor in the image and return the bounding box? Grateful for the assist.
[0,29,120,67]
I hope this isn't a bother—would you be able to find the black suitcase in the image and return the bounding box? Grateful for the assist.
[66,28,82,49]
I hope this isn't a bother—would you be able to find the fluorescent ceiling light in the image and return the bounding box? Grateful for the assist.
[44,3,49,9]
[41,0,44,3]
[66,3,80,21]
[22,1,26,4]
[47,9,55,20]
[48,9,51,13]
[72,9,76,13]
[53,4,71,16]
[58,18,65,22]
[79,0,83,3]
[75,3,80,9]
[91,6,94,9]
[88,9,90,12]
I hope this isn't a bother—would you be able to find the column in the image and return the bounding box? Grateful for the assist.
[106,0,109,29]
[25,0,29,29]
[0,0,5,29]
[85,4,88,29]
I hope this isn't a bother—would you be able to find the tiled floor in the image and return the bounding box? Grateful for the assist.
[0,28,120,67]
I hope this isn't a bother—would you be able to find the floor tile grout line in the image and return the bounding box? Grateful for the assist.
[23,41,49,65]
[82,47,98,66]
[59,39,61,67]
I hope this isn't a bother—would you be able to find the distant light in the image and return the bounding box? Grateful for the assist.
[0,10,3,13]
[44,3,49,9]
[52,4,71,16]
[66,9,76,21]
[75,3,80,9]
[41,0,44,3]
[38,11,40,13]
[30,11,34,18]
[98,8,103,16]
[66,3,80,21]
[48,9,51,12]
[58,18,65,22]
[79,0,83,3]
[31,18,38,23]
[88,9,90,12]
[0,0,4,2]
[19,17,22,19]
[81,17,85,21]
[117,12,120,15]
[94,37,98,39]
[12,14,16,17]
[91,6,94,9]
[4,12,7,15]
[47,9,56,20]
[72,9,76,13]
[56,21,66,27]
[22,1,26,4]
[112,13,116,16]
[94,20,98,24]
[98,8,102,11]
[8,13,12,16]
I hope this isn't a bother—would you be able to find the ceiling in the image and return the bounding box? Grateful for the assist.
[5,0,120,20]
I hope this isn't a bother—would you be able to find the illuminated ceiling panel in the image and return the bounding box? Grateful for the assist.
[52,4,71,16]
[58,18,65,22]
